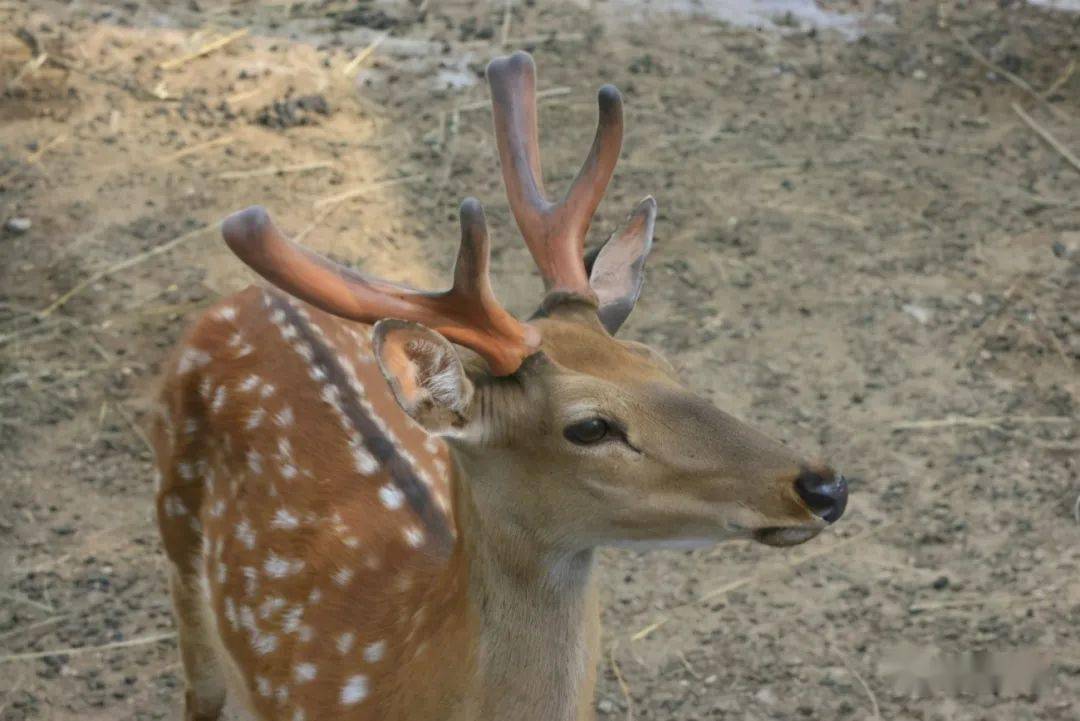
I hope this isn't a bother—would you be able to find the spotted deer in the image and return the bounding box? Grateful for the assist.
[153,51,848,721]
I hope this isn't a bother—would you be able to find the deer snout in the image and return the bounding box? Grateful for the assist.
[794,469,848,524]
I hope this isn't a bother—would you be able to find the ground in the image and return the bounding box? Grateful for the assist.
[1,0,1079,719]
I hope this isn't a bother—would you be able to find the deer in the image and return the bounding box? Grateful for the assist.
[151,51,848,721]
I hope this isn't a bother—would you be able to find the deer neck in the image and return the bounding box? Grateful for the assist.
[447,454,601,721]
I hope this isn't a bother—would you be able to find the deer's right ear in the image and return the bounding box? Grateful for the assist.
[587,196,657,334]
[373,319,475,434]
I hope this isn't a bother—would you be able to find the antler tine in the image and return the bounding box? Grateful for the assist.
[222,203,539,376]
[561,84,623,249]
[487,51,624,298]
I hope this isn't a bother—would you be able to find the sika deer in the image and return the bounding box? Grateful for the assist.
[152,51,847,721]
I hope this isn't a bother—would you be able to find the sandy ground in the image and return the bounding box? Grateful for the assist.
[1,1,1079,719]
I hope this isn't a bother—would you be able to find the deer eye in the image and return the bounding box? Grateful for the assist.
[563,418,610,445]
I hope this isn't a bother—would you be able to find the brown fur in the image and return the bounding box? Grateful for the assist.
[154,286,834,721]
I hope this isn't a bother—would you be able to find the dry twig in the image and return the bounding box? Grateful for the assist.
[160,135,234,164]
[1012,102,1080,175]
[631,522,893,641]
[159,29,248,70]
[892,414,1076,431]
[0,134,66,185]
[216,161,334,181]
[608,641,634,721]
[952,31,1067,122]
[342,34,386,77]
[40,222,217,317]
[312,174,425,209]
[456,86,570,112]
[0,632,176,664]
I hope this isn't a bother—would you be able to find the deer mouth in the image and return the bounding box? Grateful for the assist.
[752,526,822,547]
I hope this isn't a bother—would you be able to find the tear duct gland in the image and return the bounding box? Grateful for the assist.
[153,51,847,721]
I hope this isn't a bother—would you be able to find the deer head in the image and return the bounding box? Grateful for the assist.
[223,51,847,557]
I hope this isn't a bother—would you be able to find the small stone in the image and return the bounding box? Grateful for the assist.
[5,217,31,234]
[754,687,778,705]
[932,575,949,590]
[1052,241,1067,258]
[597,698,616,714]
[912,68,927,80]
[902,303,932,324]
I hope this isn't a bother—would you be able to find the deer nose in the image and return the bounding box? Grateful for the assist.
[794,470,848,524]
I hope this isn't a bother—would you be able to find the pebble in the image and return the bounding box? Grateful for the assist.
[5,217,31,234]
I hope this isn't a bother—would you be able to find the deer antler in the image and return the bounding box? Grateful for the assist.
[222,199,540,376]
[487,51,624,299]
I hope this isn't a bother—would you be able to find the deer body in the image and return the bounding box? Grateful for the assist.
[154,52,848,721]
[154,287,607,721]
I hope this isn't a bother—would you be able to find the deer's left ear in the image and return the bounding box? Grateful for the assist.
[373,319,475,434]
[586,196,656,334]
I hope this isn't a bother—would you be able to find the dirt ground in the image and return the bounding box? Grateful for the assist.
[1,0,1078,719]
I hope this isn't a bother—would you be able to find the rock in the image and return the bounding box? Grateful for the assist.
[902,303,932,324]
[754,687,778,705]
[5,217,31,234]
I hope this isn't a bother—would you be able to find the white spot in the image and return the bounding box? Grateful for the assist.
[292,709,306,721]
[211,385,228,414]
[177,462,195,481]
[274,406,295,428]
[209,499,226,518]
[247,450,263,474]
[281,323,298,340]
[336,632,355,655]
[307,588,322,605]
[294,342,314,362]
[332,568,354,587]
[258,595,286,619]
[177,347,211,374]
[241,567,258,596]
[270,309,286,325]
[252,633,278,655]
[163,494,188,517]
[198,376,213,401]
[239,374,261,393]
[363,641,385,663]
[271,508,300,530]
[256,676,272,697]
[224,597,238,629]
[216,562,227,585]
[282,605,304,633]
[276,436,293,458]
[294,663,317,683]
[378,484,404,510]
[280,463,298,480]
[216,306,237,322]
[275,685,289,705]
[260,383,276,398]
[264,553,304,578]
[340,675,369,706]
[404,526,425,548]
[246,407,266,430]
[353,444,379,475]
[235,520,256,550]
[319,383,339,406]
[423,435,441,454]
[343,536,360,549]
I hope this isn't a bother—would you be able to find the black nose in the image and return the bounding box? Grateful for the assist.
[795,470,848,524]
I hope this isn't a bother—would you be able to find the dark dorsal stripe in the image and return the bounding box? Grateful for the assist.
[268,291,454,553]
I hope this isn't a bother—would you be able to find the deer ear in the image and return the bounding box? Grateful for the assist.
[588,196,656,334]
[372,319,475,433]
